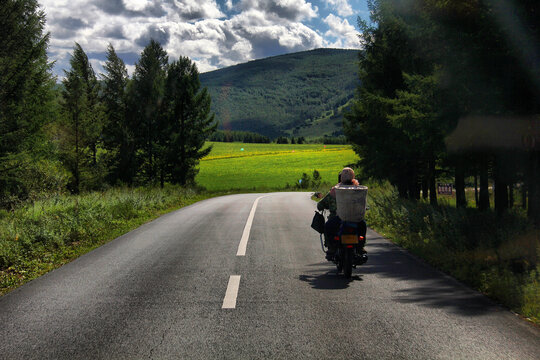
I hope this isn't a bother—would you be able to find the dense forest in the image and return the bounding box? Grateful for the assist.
[345,0,540,225]
[200,48,359,138]
[0,0,215,207]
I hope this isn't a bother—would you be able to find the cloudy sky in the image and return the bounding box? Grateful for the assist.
[39,0,370,78]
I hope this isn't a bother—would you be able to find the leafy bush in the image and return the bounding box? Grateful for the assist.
[296,173,311,189]
[293,170,327,191]
[0,157,70,208]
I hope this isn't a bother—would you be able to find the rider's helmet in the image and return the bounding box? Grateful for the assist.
[340,167,355,184]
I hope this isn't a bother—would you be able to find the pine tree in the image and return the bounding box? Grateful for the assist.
[101,43,133,184]
[344,0,426,199]
[0,0,55,202]
[389,73,447,205]
[130,40,168,184]
[162,57,217,186]
[61,43,104,193]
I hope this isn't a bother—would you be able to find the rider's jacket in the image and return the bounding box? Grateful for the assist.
[317,187,338,217]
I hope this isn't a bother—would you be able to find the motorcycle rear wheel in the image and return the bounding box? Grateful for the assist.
[343,248,353,278]
[336,249,343,273]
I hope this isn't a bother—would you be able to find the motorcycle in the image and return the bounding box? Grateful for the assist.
[315,211,368,278]
[313,186,369,278]
[330,220,368,278]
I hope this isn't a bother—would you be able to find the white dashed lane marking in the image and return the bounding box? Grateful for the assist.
[236,195,270,256]
[224,195,272,310]
[222,275,241,309]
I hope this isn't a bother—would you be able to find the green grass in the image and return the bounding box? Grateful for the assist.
[0,186,220,295]
[197,142,359,191]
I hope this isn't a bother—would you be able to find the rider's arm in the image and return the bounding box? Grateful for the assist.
[317,192,331,211]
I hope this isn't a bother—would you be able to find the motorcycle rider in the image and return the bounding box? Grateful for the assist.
[317,167,365,260]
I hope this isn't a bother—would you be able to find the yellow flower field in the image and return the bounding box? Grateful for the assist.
[197,142,359,191]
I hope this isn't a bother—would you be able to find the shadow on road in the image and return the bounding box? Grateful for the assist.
[358,233,501,317]
[299,263,363,290]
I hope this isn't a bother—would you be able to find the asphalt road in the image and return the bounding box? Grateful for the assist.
[1,192,539,359]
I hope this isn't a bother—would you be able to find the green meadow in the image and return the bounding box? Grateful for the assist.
[197,142,359,191]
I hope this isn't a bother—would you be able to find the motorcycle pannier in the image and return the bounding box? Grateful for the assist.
[335,185,368,222]
[311,211,325,234]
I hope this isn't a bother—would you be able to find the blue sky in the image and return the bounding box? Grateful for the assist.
[39,0,371,78]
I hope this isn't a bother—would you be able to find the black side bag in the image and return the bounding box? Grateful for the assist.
[311,211,325,234]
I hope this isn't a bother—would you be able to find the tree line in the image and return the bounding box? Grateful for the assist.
[345,0,540,225]
[209,130,271,143]
[1,0,215,206]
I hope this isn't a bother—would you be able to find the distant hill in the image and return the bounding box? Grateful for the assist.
[199,48,360,139]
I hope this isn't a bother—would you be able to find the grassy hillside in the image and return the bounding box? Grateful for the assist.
[200,48,359,138]
[197,142,359,191]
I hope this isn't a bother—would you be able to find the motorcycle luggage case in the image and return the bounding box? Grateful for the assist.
[335,185,368,222]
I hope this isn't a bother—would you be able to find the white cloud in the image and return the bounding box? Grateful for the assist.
[231,8,272,27]
[326,0,354,17]
[172,0,225,21]
[124,0,153,12]
[323,14,358,48]
[324,14,354,36]
[89,58,106,77]
[229,9,324,58]
[239,0,318,22]
[231,40,252,57]
[164,11,325,69]
[39,0,359,78]
[193,58,219,73]
[125,64,136,77]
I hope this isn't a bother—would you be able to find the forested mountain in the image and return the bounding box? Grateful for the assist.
[199,48,359,138]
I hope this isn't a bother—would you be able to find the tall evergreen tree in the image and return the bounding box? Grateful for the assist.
[0,0,55,202]
[344,0,431,199]
[61,43,104,193]
[162,57,217,186]
[389,73,446,205]
[347,0,540,224]
[101,43,133,184]
[131,40,168,184]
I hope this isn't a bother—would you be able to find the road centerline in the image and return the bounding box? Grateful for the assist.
[236,195,270,256]
[222,275,241,309]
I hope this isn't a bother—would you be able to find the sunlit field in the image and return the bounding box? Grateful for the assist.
[197,142,359,191]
